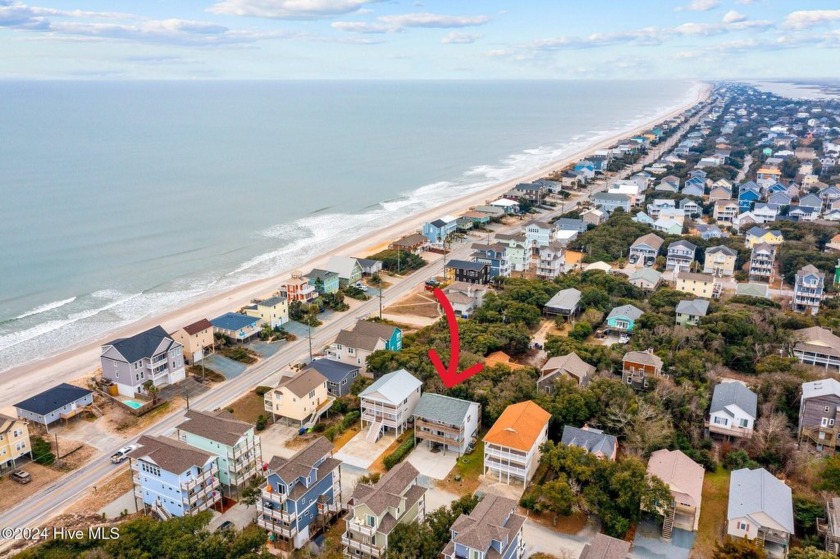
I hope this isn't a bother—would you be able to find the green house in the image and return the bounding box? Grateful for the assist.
[306,268,340,294]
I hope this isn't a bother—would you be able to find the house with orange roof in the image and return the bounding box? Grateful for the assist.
[484,351,524,370]
[483,400,551,486]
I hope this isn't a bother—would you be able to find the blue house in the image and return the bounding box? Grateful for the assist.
[471,243,511,278]
[767,182,787,195]
[738,188,761,213]
[305,269,340,295]
[305,358,360,397]
[211,312,261,342]
[606,304,644,333]
[256,437,342,550]
[682,176,705,197]
[442,494,525,559]
[422,215,458,244]
[130,435,222,519]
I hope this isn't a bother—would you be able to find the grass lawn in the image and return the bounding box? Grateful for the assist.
[693,468,730,559]
[218,346,259,364]
[227,390,267,424]
[438,439,484,495]
[187,365,225,383]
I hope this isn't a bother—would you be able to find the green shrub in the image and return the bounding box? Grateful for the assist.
[255,415,268,431]
[323,426,339,442]
[383,437,416,470]
[254,386,272,396]
[341,411,360,429]
[31,436,55,466]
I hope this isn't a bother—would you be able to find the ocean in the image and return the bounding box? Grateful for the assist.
[0,80,698,372]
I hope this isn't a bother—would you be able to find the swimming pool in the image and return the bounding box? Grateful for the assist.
[123,400,143,410]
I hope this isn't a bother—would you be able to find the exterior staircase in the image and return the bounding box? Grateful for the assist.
[150,501,172,521]
[661,506,676,541]
[301,397,335,430]
[365,420,383,443]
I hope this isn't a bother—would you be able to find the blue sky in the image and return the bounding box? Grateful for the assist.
[1,0,839,79]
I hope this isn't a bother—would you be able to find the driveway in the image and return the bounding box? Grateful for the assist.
[53,416,127,452]
[207,501,257,531]
[477,474,526,501]
[522,518,588,558]
[249,340,288,359]
[630,519,695,559]
[405,443,458,481]
[201,354,248,379]
[259,423,301,461]
[333,432,394,469]
[424,482,461,513]
[158,377,210,402]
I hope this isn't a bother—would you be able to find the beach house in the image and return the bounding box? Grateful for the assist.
[665,240,697,272]
[798,378,840,453]
[305,359,360,398]
[305,269,340,295]
[593,192,631,214]
[129,435,221,520]
[0,414,31,472]
[580,534,631,559]
[628,233,664,267]
[446,260,490,285]
[100,325,186,397]
[727,468,793,558]
[443,281,488,318]
[264,369,332,426]
[524,220,555,250]
[713,200,739,224]
[538,352,595,389]
[256,437,342,550]
[536,241,565,279]
[422,215,458,244]
[243,295,289,329]
[646,450,705,537]
[326,256,364,288]
[793,264,825,315]
[441,495,526,559]
[703,245,737,277]
[13,383,94,430]
[413,393,480,456]
[483,400,550,486]
[176,410,262,494]
[543,288,581,317]
[471,243,511,278]
[629,268,662,291]
[606,304,644,333]
[676,272,718,299]
[342,462,426,559]
[280,271,318,303]
[327,320,402,376]
[622,349,664,390]
[749,243,776,283]
[561,425,617,460]
[745,226,784,248]
[675,299,709,326]
[211,312,261,343]
[359,369,422,441]
[793,326,840,372]
[170,319,214,365]
[707,381,757,440]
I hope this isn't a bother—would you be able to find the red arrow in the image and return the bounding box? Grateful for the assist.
[428,287,484,388]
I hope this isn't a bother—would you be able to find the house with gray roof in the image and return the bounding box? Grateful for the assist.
[629,233,665,267]
[622,349,664,390]
[539,352,596,389]
[100,325,186,398]
[707,381,757,440]
[555,217,588,234]
[413,393,480,455]
[305,358,360,397]
[593,192,631,214]
[360,369,422,440]
[606,304,644,333]
[355,257,383,276]
[793,326,840,373]
[543,288,581,317]
[13,383,94,430]
[327,320,402,376]
[580,533,631,559]
[727,468,794,558]
[666,240,697,272]
[343,462,426,559]
[561,425,617,460]
[628,267,662,291]
[325,256,364,287]
[675,299,710,327]
[442,494,526,559]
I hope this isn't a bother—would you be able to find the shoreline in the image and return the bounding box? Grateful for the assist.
[0,81,711,412]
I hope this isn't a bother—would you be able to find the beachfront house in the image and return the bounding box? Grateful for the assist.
[413,393,480,456]
[727,468,793,558]
[646,450,705,537]
[422,215,458,244]
[793,326,840,372]
[305,359,360,398]
[243,295,290,329]
[176,410,262,494]
[707,381,757,440]
[100,325,186,397]
[561,425,617,460]
[355,258,383,276]
[256,437,342,550]
[325,256,364,288]
[389,233,428,254]
[13,383,94,430]
[622,349,664,390]
[129,435,221,520]
[264,369,332,427]
[798,378,840,453]
[0,414,32,472]
[441,495,526,559]
[170,319,215,365]
[360,369,422,441]
[211,312,261,343]
[483,400,550,486]
[538,352,595,390]
[342,462,426,559]
[280,271,318,303]
[305,269,340,295]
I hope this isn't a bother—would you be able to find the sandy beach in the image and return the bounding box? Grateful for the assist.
[0,82,711,412]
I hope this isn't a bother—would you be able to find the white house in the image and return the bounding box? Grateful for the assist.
[359,369,422,441]
[707,380,757,439]
[483,400,550,486]
[727,468,794,558]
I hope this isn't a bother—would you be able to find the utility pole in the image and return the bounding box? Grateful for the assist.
[54,433,60,468]
[378,285,383,320]
[185,385,190,411]
[307,321,313,361]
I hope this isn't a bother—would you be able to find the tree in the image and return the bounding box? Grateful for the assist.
[713,537,767,559]
[537,475,578,520]
[819,454,840,492]
[143,380,160,405]
[789,547,838,559]
[240,474,266,508]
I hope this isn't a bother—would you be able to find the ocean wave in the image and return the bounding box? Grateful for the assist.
[14,296,77,320]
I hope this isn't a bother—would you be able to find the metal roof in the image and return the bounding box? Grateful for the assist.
[413,393,477,426]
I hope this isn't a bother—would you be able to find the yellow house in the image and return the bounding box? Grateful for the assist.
[264,369,332,426]
[676,271,717,299]
[745,227,784,249]
[171,318,215,365]
[243,295,289,330]
[0,414,32,472]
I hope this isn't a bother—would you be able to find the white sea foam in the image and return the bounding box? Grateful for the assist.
[14,297,77,320]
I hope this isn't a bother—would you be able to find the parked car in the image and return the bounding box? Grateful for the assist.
[424,279,440,291]
[618,333,631,344]
[358,285,369,292]
[217,521,235,533]
[111,444,138,464]
[10,470,31,484]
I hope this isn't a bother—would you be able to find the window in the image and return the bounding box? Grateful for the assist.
[739,419,749,428]
[826,406,831,413]
[823,417,830,428]
[738,522,749,531]
[365,515,376,528]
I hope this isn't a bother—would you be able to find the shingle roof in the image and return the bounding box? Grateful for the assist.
[728,468,794,534]
[545,288,582,311]
[676,299,710,317]
[594,192,631,202]
[413,393,477,427]
[267,436,334,487]
[446,259,488,272]
[580,533,631,559]
[105,325,178,363]
[484,401,550,452]
[211,312,259,331]
[131,435,215,474]
[798,264,825,278]
[540,352,595,383]
[359,369,422,405]
[561,426,617,457]
[326,256,362,279]
[183,318,213,336]
[0,414,22,435]
[623,350,663,369]
[259,295,287,307]
[706,245,737,256]
[391,233,428,248]
[306,359,359,384]
[333,320,396,352]
[669,240,697,251]
[351,461,422,516]
[352,320,398,341]
[276,369,327,398]
[631,233,665,250]
[305,268,339,282]
[647,449,704,508]
[677,271,715,283]
[607,304,644,321]
[710,381,757,417]
[14,383,92,416]
[629,267,662,285]
[176,410,252,446]
[448,495,524,554]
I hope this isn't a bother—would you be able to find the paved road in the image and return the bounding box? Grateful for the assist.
[0,97,712,542]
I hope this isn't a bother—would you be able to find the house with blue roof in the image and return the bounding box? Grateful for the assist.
[256,437,342,550]
[471,243,511,278]
[798,193,823,214]
[305,358,359,397]
[738,188,761,213]
[682,178,705,198]
[561,425,617,460]
[767,182,787,195]
[14,383,94,430]
[100,325,186,397]
[211,312,261,343]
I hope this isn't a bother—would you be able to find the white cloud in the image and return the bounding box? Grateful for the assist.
[207,0,381,20]
[722,10,746,24]
[441,31,482,44]
[676,0,720,12]
[783,10,840,30]
[332,12,490,34]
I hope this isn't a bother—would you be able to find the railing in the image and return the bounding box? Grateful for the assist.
[415,419,463,436]
[264,400,274,412]
[261,488,287,506]
[191,491,221,514]
[346,519,377,537]
[184,483,216,506]
[705,420,753,438]
[181,464,219,492]
[484,460,528,478]
[134,487,143,499]
[415,431,461,447]
[801,426,840,448]
[257,518,297,538]
[257,503,296,524]
[758,529,789,545]
[484,446,528,462]
[341,535,382,558]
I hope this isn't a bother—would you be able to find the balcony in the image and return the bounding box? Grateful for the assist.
[341,535,382,558]
[184,482,216,506]
[190,491,221,514]
[346,519,377,538]
[705,420,753,439]
[257,502,296,524]
[181,464,219,492]
[801,425,840,449]
[257,517,297,538]
[264,399,274,413]
[484,446,528,464]
[134,487,144,499]
[485,461,528,479]
[758,529,789,546]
